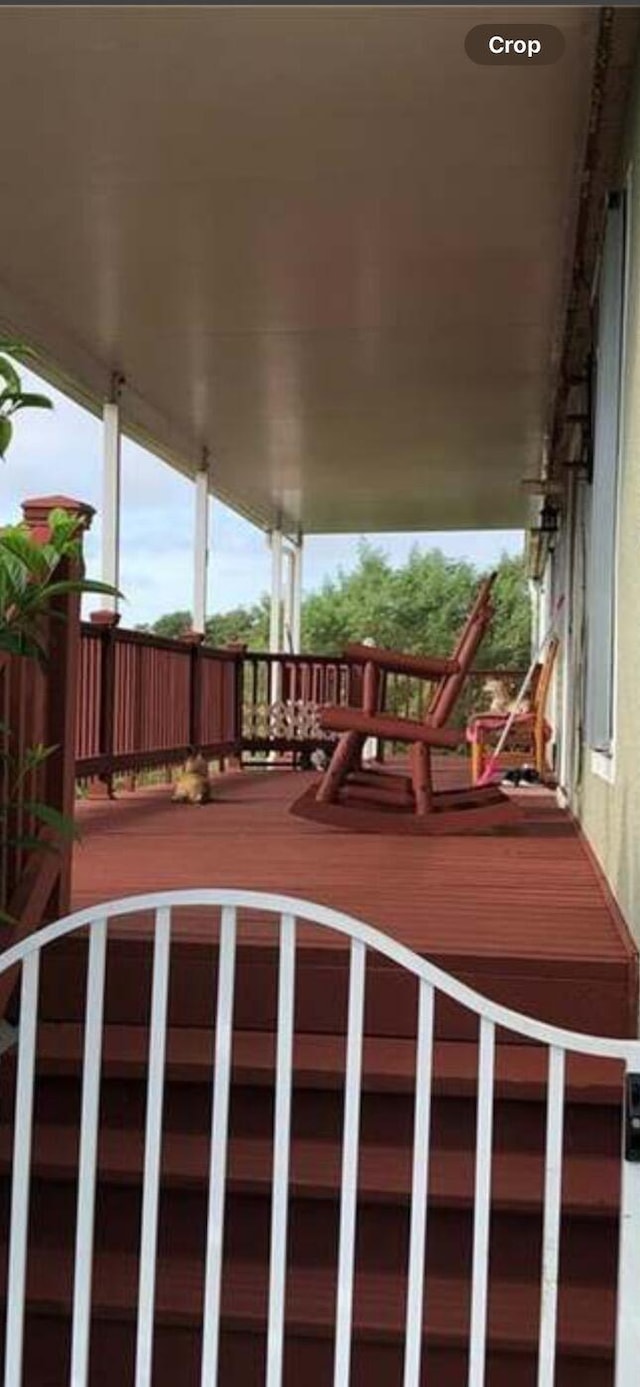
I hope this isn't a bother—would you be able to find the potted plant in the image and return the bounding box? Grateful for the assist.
[1,340,119,921]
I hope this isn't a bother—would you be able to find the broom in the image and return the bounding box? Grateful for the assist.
[476,594,565,786]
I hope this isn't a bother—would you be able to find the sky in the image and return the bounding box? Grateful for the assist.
[2,366,524,628]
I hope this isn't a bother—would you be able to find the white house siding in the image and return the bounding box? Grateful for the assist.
[577,57,640,951]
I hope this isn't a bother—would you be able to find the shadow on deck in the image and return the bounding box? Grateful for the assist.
[71,762,638,1039]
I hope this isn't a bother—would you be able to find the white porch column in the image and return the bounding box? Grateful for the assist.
[269,528,284,712]
[283,547,295,654]
[269,528,283,652]
[101,399,121,614]
[291,534,303,654]
[193,466,209,636]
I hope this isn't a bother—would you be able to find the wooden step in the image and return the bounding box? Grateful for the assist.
[1,1247,615,1358]
[36,930,636,1041]
[0,1124,620,1218]
[10,1317,614,1387]
[31,1025,624,1103]
[0,1022,623,1383]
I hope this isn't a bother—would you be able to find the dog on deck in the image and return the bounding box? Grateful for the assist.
[172,751,211,805]
[482,676,531,716]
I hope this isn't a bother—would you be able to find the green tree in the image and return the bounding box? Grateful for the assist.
[147,601,270,648]
[482,553,531,668]
[205,598,269,649]
[150,610,192,640]
[300,541,530,667]
[146,544,531,673]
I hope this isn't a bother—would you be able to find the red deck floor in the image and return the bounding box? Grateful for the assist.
[71,765,638,1038]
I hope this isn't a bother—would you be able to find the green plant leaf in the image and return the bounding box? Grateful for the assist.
[0,356,21,393]
[21,802,80,840]
[35,578,123,602]
[3,391,53,414]
[0,629,49,663]
[0,416,13,457]
[10,743,57,794]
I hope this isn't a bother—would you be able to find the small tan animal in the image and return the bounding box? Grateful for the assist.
[482,677,531,716]
[172,752,211,805]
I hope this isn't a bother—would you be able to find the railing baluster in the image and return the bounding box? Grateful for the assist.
[266,913,297,1387]
[252,658,259,737]
[468,1017,495,1387]
[537,1045,566,1387]
[70,918,108,1387]
[135,907,172,1387]
[403,980,435,1387]
[200,906,237,1387]
[4,951,40,1387]
[333,938,366,1387]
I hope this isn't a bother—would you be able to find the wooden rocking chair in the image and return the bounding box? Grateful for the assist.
[467,636,559,785]
[290,574,522,834]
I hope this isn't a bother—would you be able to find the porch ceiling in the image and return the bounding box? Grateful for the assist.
[0,6,600,533]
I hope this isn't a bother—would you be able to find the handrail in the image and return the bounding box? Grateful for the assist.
[80,621,243,659]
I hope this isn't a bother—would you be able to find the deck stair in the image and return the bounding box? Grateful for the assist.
[0,915,627,1387]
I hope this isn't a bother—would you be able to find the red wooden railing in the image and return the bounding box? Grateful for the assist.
[74,631,526,776]
[240,652,365,752]
[240,652,522,748]
[75,626,243,784]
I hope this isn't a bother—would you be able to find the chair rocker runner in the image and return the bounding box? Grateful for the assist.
[291,574,522,834]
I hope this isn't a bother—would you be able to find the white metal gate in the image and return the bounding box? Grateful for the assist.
[0,889,639,1387]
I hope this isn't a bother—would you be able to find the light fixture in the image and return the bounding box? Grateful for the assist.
[526,499,560,580]
[538,500,559,536]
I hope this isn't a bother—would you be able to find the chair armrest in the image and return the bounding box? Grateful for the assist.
[468,711,536,732]
[320,707,465,748]
[466,711,537,745]
[344,644,459,679]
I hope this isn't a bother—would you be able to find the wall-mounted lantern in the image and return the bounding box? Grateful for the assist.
[538,500,560,537]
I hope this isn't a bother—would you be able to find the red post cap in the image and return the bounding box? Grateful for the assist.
[21,495,95,543]
[90,609,120,628]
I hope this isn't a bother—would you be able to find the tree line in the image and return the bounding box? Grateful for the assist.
[140,543,531,669]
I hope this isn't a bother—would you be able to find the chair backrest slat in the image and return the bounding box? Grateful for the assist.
[534,636,559,729]
[427,572,496,725]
